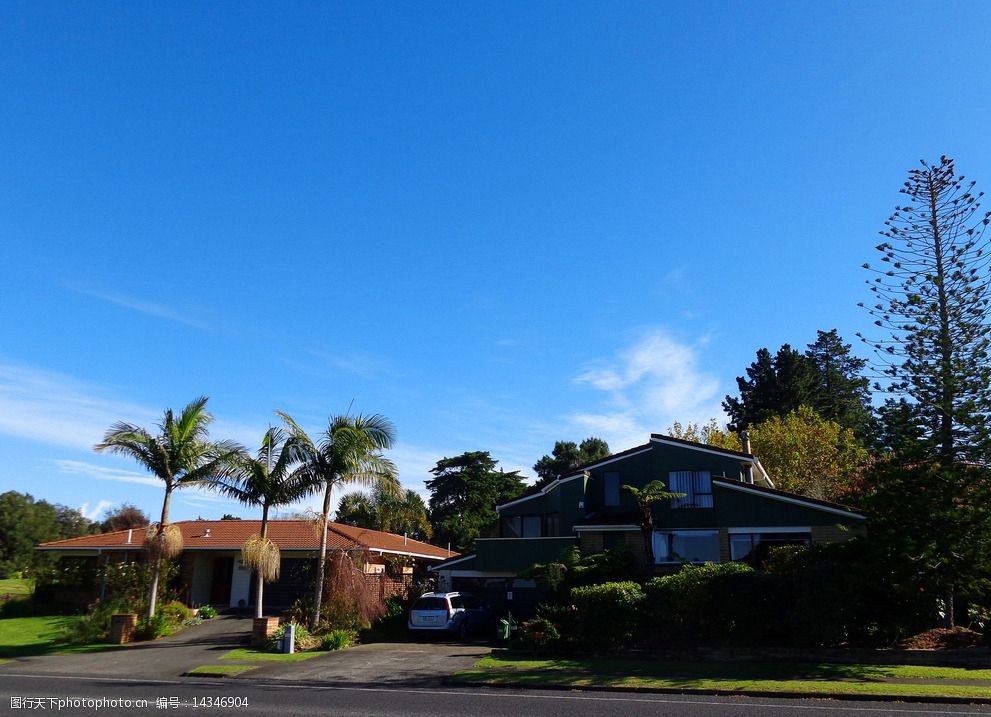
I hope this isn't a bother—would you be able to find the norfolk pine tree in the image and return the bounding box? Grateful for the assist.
[859,156,991,463]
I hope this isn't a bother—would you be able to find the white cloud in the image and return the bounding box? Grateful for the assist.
[53,459,162,488]
[571,329,726,450]
[80,499,114,521]
[0,362,157,451]
[72,286,211,331]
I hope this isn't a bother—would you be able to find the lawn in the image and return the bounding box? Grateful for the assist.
[0,616,120,658]
[0,579,33,597]
[453,653,991,700]
[220,648,323,662]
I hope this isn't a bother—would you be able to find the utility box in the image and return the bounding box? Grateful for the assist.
[282,623,295,654]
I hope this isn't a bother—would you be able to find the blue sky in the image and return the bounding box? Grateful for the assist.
[3,2,991,524]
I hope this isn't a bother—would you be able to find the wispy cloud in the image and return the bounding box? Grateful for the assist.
[0,363,157,450]
[53,459,163,488]
[80,499,114,521]
[281,348,392,381]
[71,286,211,331]
[572,329,726,450]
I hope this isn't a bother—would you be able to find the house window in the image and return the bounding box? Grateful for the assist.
[545,513,560,537]
[522,516,542,538]
[604,471,620,506]
[668,471,713,509]
[501,515,542,538]
[730,531,811,565]
[653,530,720,563]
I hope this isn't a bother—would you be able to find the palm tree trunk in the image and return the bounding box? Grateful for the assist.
[310,482,333,631]
[148,486,173,620]
[255,504,271,619]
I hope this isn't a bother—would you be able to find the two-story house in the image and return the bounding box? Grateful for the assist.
[431,433,865,612]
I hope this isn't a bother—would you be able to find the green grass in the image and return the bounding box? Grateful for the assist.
[0,579,34,597]
[452,654,991,700]
[186,664,258,677]
[0,616,120,658]
[220,648,323,662]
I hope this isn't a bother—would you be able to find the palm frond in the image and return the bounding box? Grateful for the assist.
[241,535,280,582]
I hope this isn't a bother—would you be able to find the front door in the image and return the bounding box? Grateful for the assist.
[209,556,234,605]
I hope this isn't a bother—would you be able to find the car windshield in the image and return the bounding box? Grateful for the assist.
[412,597,448,611]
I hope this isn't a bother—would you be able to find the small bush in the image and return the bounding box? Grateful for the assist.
[519,617,560,648]
[197,604,218,619]
[571,581,644,647]
[159,600,193,624]
[320,629,356,651]
[137,611,177,641]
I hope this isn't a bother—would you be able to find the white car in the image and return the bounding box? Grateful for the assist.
[407,592,493,639]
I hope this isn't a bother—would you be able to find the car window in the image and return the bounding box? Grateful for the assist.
[449,595,464,609]
[412,597,448,611]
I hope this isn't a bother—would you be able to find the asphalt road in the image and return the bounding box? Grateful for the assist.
[3,674,991,717]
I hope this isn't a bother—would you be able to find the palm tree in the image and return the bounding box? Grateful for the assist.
[95,396,243,619]
[208,426,318,618]
[622,480,685,571]
[279,411,399,631]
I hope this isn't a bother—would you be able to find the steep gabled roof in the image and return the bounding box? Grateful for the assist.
[37,520,456,560]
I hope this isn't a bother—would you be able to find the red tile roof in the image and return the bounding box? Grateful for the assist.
[37,520,456,560]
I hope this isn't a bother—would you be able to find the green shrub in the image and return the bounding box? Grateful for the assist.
[197,604,218,619]
[159,600,193,625]
[519,617,560,648]
[320,629,356,651]
[136,612,174,641]
[59,602,120,644]
[570,581,644,647]
[644,562,754,644]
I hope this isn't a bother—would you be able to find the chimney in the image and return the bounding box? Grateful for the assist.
[204,528,211,538]
[126,529,132,544]
[740,430,755,484]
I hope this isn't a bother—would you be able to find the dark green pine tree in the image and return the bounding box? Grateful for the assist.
[723,345,817,433]
[859,156,991,464]
[805,329,875,443]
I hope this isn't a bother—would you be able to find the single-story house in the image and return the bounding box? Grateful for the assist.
[38,519,456,609]
[431,433,866,614]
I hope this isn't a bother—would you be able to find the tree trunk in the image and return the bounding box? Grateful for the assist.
[148,486,173,620]
[310,482,333,631]
[255,504,270,619]
[939,588,956,628]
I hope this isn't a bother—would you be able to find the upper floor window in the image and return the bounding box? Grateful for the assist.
[501,515,543,538]
[603,471,620,506]
[669,470,713,509]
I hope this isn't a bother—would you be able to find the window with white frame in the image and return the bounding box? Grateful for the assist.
[729,530,810,564]
[652,530,721,563]
[668,470,713,508]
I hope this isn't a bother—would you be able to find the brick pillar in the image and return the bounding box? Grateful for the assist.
[110,613,137,644]
[252,617,280,647]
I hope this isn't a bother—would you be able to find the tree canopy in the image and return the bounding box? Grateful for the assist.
[426,451,525,553]
[723,331,873,443]
[0,491,97,577]
[533,437,610,488]
[336,484,433,541]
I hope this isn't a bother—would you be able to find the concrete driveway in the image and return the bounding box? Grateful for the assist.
[0,613,251,680]
[243,640,492,687]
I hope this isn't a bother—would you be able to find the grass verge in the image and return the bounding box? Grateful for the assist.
[220,648,323,662]
[0,579,33,597]
[186,664,258,677]
[452,653,991,700]
[0,616,120,658]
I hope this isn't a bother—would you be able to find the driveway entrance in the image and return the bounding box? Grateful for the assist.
[243,641,491,687]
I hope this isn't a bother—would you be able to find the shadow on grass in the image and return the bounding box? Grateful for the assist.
[481,653,904,683]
